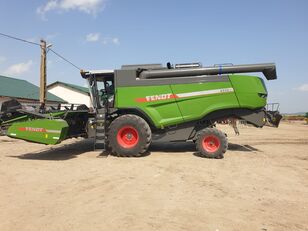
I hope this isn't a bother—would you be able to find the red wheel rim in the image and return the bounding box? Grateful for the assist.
[117,126,139,148]
[202,135,220,153]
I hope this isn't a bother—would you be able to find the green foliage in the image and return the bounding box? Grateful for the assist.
[305,112,308,118]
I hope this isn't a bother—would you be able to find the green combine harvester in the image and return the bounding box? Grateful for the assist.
[0,62,282,158]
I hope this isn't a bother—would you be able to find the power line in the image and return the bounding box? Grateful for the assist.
[49,48,81,71]
[0,32,40,46]
[0,31,82,71]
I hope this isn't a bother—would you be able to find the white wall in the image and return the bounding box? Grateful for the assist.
[48,85,92,107]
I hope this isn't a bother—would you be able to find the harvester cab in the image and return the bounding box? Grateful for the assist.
[81,70,115,110]
[81,70,116,151]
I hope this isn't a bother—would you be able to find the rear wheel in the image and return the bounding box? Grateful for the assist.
[196,128,228,158]
[108,114,151,157]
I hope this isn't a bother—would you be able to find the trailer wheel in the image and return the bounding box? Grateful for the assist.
[108,114,152,157]
[196,128,228,158]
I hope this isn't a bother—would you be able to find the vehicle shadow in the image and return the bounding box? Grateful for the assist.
[8,139,94,161]
[150,142,260,153]
[193,143,261,158]
[8,140,260,161]
[104,142,196,158]
[228,143,261,152]
[149,142,196,153]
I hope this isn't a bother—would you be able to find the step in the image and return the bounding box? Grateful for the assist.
[95,139,105,144]
[96,129,105,133]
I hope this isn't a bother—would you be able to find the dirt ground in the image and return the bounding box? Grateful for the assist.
[0,122,307,231]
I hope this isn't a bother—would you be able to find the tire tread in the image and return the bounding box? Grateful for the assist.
[195,128,228,158]
[108,114,151,157]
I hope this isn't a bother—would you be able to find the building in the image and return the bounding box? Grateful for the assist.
[47,81,91,107]
[0,75,66,109]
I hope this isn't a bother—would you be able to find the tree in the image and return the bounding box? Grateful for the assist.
[305,112,308,118]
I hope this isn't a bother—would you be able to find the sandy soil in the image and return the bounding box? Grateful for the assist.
[0,122,307,231]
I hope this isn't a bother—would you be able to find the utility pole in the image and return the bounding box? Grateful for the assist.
[39,39,47,112]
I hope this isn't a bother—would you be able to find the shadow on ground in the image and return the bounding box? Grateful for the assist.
[228,143,261,152]
[8,140,261,161]
[8,139,94,161]
[150,142,260,153]
[149,142,196,153]
[192,143,260,159]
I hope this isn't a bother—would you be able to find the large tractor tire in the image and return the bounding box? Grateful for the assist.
[108,114,152,157]
[196,128,228,158]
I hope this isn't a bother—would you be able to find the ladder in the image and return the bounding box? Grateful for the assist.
[94,108,107,153]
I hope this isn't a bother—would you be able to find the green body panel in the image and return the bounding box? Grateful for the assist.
[170,81,239,122]
[116,85,184,127]
[7,119,69,145]
[229,75,267,108]
[2,110,86,145]
[115,75,267,128]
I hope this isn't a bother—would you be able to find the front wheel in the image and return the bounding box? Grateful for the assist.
[108,114,152,157]
[195,128,228,158]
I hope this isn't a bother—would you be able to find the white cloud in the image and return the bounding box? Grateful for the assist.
[0,56,6,64]
[296,84,308,92]
[112,37,119,45]
[86,33,120,45]
[86,33,100,42]
[4,60,33,76]
[101,37,120,45]
[37,0,105,17]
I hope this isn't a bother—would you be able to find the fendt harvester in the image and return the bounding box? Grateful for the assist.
[0,62,282,158]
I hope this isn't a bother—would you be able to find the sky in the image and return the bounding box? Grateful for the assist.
[0,0,307,113]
